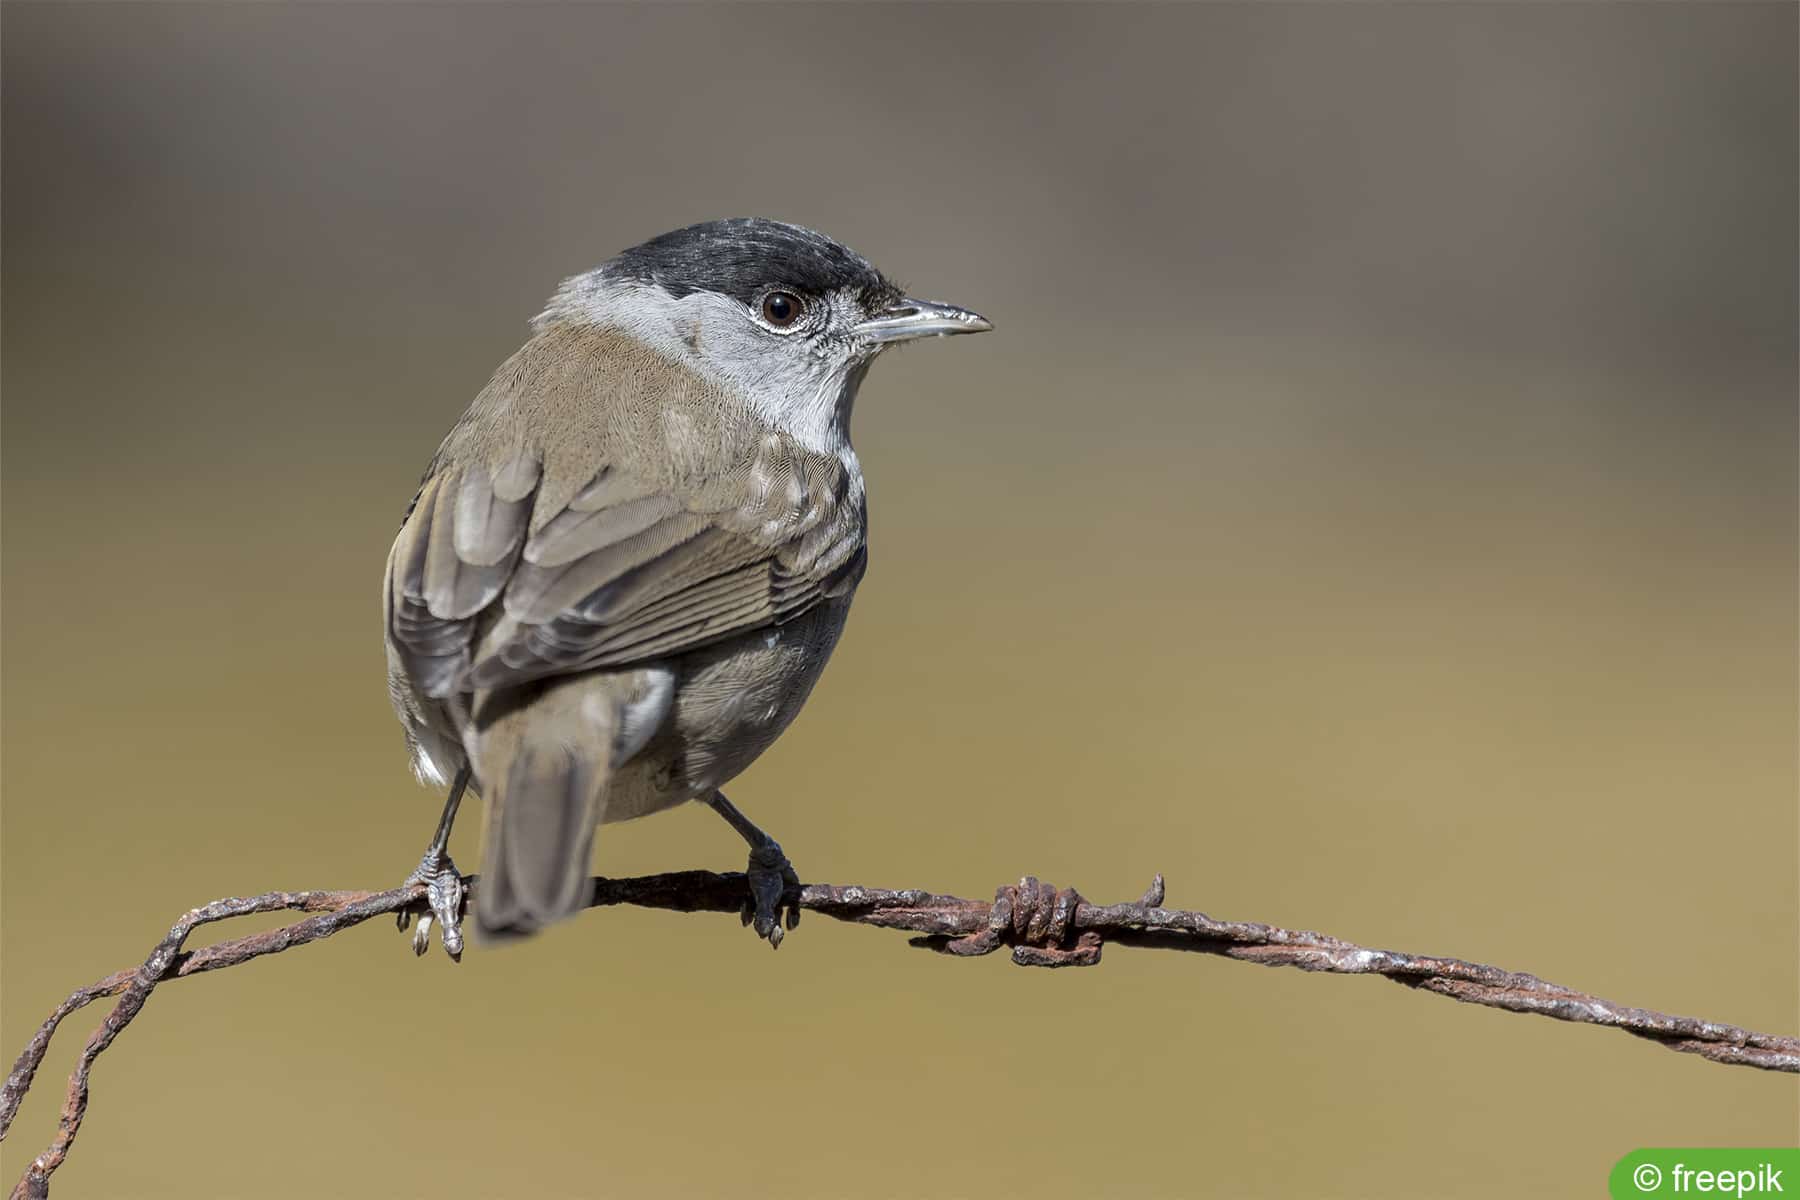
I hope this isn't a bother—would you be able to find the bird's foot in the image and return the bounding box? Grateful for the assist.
[396,847,468,961]
[740,840,801,949]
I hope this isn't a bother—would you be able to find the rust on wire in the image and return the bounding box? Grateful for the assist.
[4,870,1796,1197]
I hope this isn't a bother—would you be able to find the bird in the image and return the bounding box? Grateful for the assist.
[383,217,991,956]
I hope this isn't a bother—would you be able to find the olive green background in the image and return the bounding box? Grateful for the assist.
[4,4,1795,1197]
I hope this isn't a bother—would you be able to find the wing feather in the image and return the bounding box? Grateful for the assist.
[524,492,685,568]
[503,511,717,623]
[389,474,477,696]
[424,466,526,619]
[385,442,863,702]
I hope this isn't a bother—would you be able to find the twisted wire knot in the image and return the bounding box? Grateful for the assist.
[925,875,1108,967]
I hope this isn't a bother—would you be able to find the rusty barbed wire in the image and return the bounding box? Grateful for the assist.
[4,870,1795,1198]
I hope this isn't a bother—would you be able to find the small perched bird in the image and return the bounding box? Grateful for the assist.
[384,218,990,955]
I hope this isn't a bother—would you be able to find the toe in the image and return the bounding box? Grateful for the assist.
[399,853,467,961]
[739,836,799,948]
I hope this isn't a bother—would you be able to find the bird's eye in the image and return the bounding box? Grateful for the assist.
[760,290,804,328]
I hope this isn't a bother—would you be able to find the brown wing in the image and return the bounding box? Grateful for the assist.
[385,447,864,701]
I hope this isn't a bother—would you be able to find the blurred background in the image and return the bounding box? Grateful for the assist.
[4,4,1795,1197]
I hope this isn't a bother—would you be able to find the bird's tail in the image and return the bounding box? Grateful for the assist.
[467,680,611,940]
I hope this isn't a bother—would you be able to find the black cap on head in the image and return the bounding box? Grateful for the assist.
[606,218,900,311]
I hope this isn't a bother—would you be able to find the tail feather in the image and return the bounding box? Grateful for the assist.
[464,668,674,941]
[476,741,603,939]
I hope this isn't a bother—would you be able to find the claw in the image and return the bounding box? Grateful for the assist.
[401,850,466,962]
[744,840,797,949]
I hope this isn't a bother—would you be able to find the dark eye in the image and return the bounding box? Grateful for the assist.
[760,290,803,328]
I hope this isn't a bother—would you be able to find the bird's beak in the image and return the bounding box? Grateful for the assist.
[852,297,993,344]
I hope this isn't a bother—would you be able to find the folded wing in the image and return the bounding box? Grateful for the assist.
[385,445,864,701]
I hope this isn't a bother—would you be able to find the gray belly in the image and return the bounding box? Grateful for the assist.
[602,597,852,823]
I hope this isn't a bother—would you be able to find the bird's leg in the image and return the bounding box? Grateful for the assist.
[396,762,471,960]
[704,790,800,949]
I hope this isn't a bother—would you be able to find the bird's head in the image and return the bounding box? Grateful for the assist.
[536,217,991,452]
